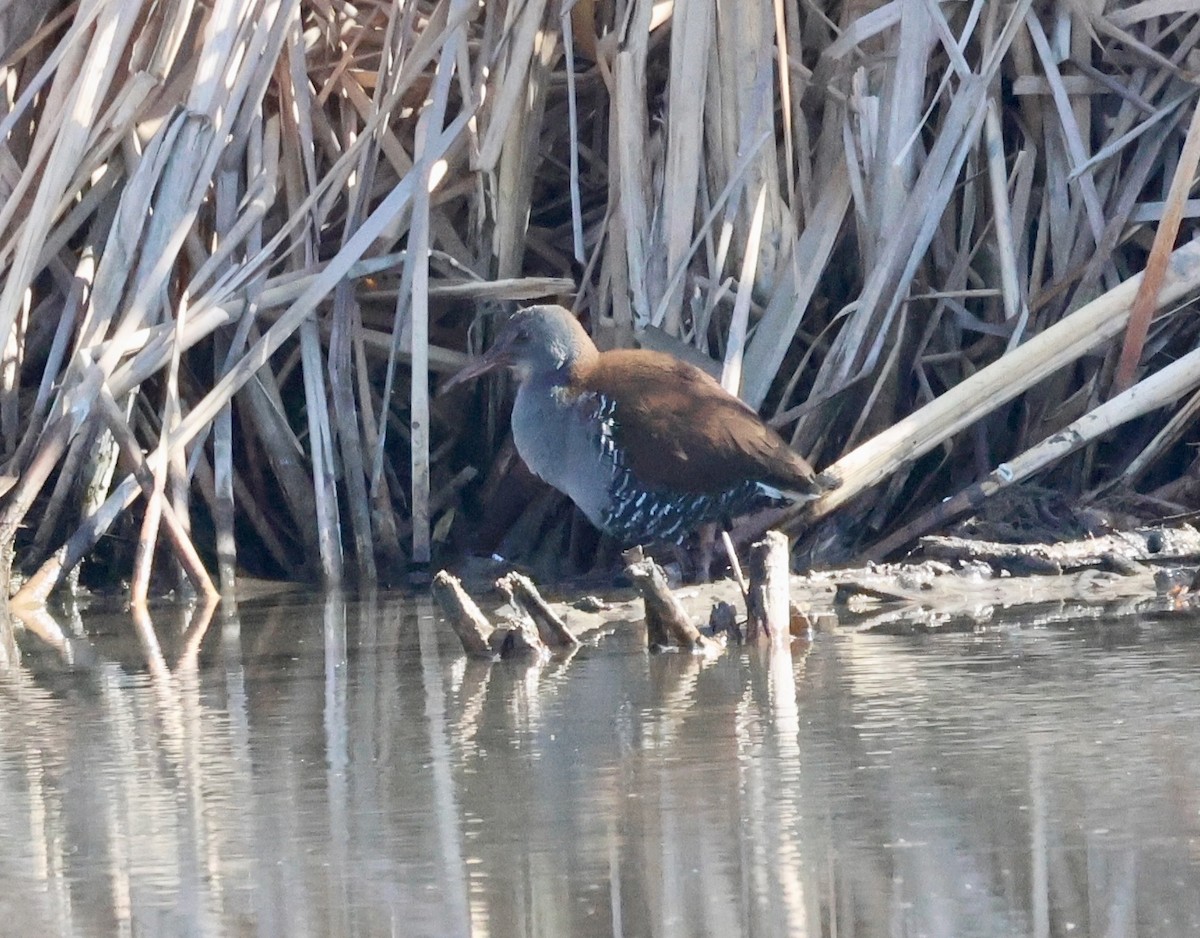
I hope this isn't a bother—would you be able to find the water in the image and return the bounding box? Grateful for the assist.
[2,592,1200,937]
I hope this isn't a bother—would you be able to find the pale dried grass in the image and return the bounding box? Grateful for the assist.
[0,1,1197,602]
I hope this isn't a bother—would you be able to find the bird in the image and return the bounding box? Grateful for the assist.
[443,305,827,547]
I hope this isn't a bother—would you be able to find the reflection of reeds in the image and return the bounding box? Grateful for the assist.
[6,596,1200,933]
[1,4,1199,597]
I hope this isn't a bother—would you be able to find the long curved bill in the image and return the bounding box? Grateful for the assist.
[440,343,512,393]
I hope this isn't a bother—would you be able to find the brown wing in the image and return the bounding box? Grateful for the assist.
[575,349,819,495]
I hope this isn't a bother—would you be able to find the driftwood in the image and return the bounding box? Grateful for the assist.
[920,525,1200,573]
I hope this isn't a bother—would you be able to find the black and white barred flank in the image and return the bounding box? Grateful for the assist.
[603,475,779,544]
[586,391,783,544]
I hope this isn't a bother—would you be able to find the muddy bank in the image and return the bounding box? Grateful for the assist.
[434,523,1200,658]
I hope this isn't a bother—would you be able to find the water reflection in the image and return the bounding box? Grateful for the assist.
[1,594,1200,936]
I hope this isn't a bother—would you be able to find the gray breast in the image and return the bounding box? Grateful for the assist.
[510,380,614,529]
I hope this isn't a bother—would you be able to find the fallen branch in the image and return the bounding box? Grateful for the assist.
[920,525,1200,572]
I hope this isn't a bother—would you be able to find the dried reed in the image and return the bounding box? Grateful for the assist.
[0,1,1198,601]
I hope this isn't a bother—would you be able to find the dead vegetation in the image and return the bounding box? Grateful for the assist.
[0,1,1198,606]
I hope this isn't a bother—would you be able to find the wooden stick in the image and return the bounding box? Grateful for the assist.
[745,531,790,644]
[720,529,748,597]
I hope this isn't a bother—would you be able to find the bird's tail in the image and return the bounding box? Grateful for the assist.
[760,469,839,504]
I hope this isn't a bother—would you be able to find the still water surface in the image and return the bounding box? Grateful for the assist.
[2,593,1200,937]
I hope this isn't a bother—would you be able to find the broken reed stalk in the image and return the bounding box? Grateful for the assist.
[623,552,720,654]
[495,572,579,648]
[869,338,1200,559]
[431,570,495,659]
[744,531,791,644]
[796,237,1200,529]
[1112,91,1200,396]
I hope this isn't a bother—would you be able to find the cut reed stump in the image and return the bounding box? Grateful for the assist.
[432,569,586,660]
[494,572,580,648]
[429,570,549,661]
[431,570,498,658]
[622,548,722,654]
[745,531,791,644]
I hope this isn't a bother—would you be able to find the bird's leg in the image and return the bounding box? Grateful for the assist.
[720,529,748,600]
[686,524,747,595]
[691,524,716,582]
[669,541,695,584]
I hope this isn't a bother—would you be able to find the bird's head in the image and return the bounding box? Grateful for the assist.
[442,305,594,390]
